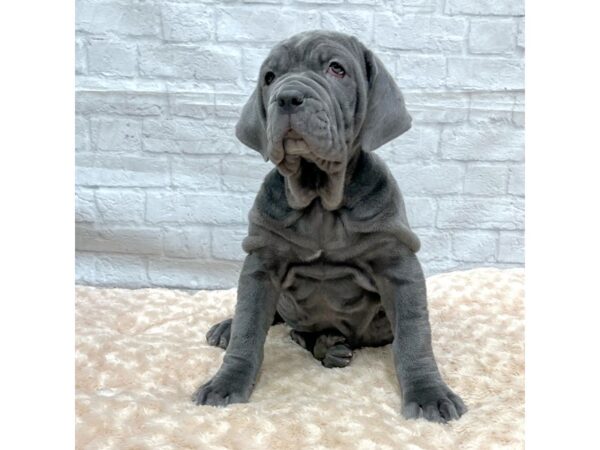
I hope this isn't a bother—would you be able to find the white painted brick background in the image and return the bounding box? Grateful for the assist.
[75,0,525,289]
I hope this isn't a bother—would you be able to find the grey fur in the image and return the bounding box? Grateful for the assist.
[192,31,466,423]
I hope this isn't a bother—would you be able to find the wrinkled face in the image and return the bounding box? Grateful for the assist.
[236,31,412,210]
[261,33,367,209]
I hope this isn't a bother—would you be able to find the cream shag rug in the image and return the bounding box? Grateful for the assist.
[76,268,524,449]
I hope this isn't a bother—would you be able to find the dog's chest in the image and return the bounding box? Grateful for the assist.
[292,202,354,255]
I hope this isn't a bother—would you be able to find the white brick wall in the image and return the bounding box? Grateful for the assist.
[75,0,525,288]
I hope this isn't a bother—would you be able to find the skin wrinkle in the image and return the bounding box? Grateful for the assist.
[197,31,465,423]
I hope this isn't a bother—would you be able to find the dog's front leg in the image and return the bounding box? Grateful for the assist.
[193,253,278,406]
[374,250,466,423]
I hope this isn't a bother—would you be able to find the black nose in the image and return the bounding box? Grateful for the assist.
[276,90,305,113]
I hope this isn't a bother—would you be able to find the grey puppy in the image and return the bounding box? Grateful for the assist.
[192,31,466,423]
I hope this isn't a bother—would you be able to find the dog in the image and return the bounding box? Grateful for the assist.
[192,31,466,423]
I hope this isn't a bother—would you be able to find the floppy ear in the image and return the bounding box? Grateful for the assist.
[235,87,269,161]
[359,50,412,152]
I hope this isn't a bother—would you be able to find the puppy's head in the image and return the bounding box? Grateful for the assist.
[236,31,411,210]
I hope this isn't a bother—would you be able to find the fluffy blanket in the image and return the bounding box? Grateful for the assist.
[75,268,524,449]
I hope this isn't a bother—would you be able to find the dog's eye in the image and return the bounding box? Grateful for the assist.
[327,62,346,78]
[264,71,275,85]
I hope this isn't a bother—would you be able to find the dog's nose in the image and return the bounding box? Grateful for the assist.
[276,90,305,113]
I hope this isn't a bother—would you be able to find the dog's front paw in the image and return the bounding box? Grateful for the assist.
[402,383,467,423]
[192,373,252,407]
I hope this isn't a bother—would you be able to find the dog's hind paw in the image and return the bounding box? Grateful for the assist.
[322,343,353,368]
[206,318,232,349]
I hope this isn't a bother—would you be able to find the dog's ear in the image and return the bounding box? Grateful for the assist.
[359,50,412,152]
[235,87,269,161]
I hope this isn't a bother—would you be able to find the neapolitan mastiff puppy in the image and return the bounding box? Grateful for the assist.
[192,31,466,422]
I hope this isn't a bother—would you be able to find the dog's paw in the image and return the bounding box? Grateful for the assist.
[206,318,232,349]
[402,384,467,423]
[191,374,250,407]
[322,343,353,368]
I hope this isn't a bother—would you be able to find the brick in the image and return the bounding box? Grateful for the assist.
[75,252,95,285]
[416,229,452,262]
[243,47,272,81]
[512,111,524,128]
[75,188,97,222]
[402,0,436,13]
[76,252,149,287]
[437,197,524,230]
[390,163,465,195]
[469,19,516,54]
[171,156,222,190]
[470,92,516,124]
[75,39,86,75]
[508,164,525,196]
[92,253,149,287]
[422,259,461,277]
[321,11,373,44]
[147,258,242,289]
[395,55,446,89]
[375,13,467,52]
[216,7,319,42]
[143,118,244,155]
[441,125,524,161]
[212,227,248,261]
[295,0,342,3]
[347,0,383,5]
[463,164,509,195]
[452,230,498,262]
[76,1,161,37]
[95,189,145,223]
[87,39,137,77]
[498,231,525,263]
[189,133,247,155]
[143,139,193,154]
[161,3,213,42]
[143,117,206,143]
[517,19,525,50]
[379,125,440,163]
[447,57,524,90]
[215,93,248,119]
[139,45,241,81]
[146,192,254,225]
[163,227,211,258]
[374,52,398,76]
[513,92,525,128]
[169,92,214,119]
[404,92,469,124]
[75,116,89,152]
[76,224,162,255]
[90,117,142,152]
[425,259,520,277]
[76,91,167,117]
[76,154,169,187]
[143,117,226,142]
[404,197,437,228]
[222,157,271,192]
[446,0,524,16]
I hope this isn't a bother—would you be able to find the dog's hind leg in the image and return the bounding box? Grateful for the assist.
[207,312,284,350]
[290,329,353,368]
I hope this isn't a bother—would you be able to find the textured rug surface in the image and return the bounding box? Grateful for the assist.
[75,268,524,449]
